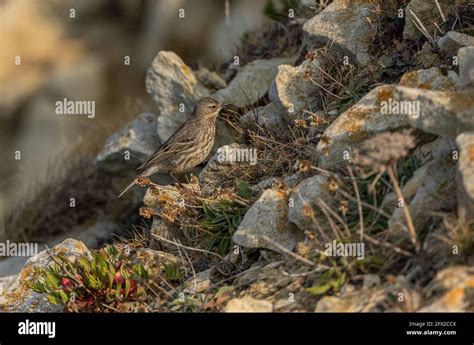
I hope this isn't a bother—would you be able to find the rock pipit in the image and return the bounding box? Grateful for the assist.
[118,97,224,197]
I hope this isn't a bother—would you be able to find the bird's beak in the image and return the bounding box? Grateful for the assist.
[222,103,232,109]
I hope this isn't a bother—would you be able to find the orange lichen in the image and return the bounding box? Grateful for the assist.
[375,85,394,104]
[447,90,474,111]
[468,146,474,161]
[442,287,465,309]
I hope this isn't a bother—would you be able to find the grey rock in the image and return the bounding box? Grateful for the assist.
[95,112,160,172]
[302,0,377,65]
[288,174,337,232]
[420,266,474,312]
[224,296,273,312]
[240,103,289,136]
[195,68,227,91]
[388,158,457,239]
[404,0,456,41]
[456,132,474,222]
[412,137,456,166]
[233,189,303,253]
[254,173,303,192]
[382,137,456,211]
[316,85,409,170]
[145,51,209,116]
[0,239,90,312]
[458,46,474,86]
[399,67,460,91]
[213,57,293,108]
[269,58,321,116]
[391,86,474,139]
[438,31,474,57]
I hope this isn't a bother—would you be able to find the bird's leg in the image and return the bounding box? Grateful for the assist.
[169,171,185,189]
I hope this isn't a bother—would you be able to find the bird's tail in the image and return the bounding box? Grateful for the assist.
[118,179,137,198]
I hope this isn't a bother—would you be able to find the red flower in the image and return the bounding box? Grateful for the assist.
[114,271,125,285]
[61,277,72,289]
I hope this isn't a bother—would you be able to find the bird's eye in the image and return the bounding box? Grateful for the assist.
[210,105,216,108]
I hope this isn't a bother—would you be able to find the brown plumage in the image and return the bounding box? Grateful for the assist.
[118,97,223,198]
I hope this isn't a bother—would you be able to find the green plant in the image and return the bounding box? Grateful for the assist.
[306,269,346,296]
[29,245,150,312]
[162,263,185,283]
[200,181,252,256]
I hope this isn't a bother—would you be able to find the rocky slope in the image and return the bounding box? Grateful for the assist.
[1,0,473,313]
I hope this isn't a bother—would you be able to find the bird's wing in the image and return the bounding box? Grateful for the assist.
[136,119,197,172]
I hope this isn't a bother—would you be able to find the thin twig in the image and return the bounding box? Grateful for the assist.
[435,0,446,23]
[152,233,224,260]
[387,165,420,252]
[347,167,364,241]
[261,235,316,266]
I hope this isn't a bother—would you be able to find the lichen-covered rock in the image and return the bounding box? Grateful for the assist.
[145,51,209,116]
[213,57,293,108]
[420,266,474,312]
[399,67,460,91]
[456,132,474,222]
[288,174,337,232]
[302,0,378,65]
[438,31,474,57]
[0,239,90,312]
[391,86,474,139]
[224,296,273,312]
[269,58,321,116]
[316,85,408,169]
[233,189,303,253]
[95,112,160,172]
[458,46,474,86]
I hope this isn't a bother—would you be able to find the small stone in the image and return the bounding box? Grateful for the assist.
[184,269,213,294]
[363,274,381,289]
[288,174,337,232]
[213,57,293,108]
[438,31,474,57]
[224,296,273,312]
[233,189,303,253]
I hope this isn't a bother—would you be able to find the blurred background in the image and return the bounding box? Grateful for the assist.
[0,0,279,234]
